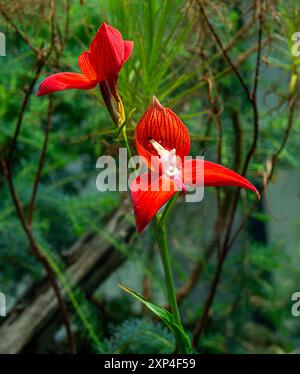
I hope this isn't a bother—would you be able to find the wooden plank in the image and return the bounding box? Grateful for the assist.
[0,212,133,353]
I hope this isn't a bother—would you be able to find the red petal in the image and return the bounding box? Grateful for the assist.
[130,173,178,233]
[36,72,97,96]
[78,51,97,81]
[90,23,126,81]
[183,159,259,197]
[135,97,190,168]
[123,40,134,63]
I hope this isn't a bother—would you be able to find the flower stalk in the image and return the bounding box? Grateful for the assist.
[99,81,125,127]
[155,193,189,353]
[122,126,133,160]
[155,222,181,326]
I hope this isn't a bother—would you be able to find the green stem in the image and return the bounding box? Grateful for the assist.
[122,125,133,160]
[155,193,184,349]
[156,221,181,327]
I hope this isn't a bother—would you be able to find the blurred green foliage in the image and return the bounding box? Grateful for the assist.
[0,0,300,353]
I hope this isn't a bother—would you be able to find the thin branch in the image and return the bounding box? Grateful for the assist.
[205,77,224,257]
[251,10,264,100]
[193,0,265,347]
[28,96,54,224]
[170,40,266,108]
[210,17,257,63]
[175,238,215,305]
[0,158,76,353]
[222,2,264,253]
[267,94,297,183]
[8,0,56,165]
[198,0,252,103]
[8,60,45,165]
[227,92,297,252]
[242,6,264,176]
[0,0,77,353]
[160,237,217,312]
[231,110,243,172]
[192,249,225,347]
[0,4,40,55]
[63,0,71,51]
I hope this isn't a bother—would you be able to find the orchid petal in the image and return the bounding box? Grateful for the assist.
[123,40,134,63]
[90,22,125,81]
[130,173,178,233]
[135,97,190,169]
[78,51,97,81]
[37,23,133,97]
[183,159,259,197]
[36,72,97,96]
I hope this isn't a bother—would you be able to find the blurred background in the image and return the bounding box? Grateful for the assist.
[0,0,300,354]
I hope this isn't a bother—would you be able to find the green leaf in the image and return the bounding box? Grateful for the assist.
[119,285,191,354]
[114,107,136,140]
[252,212,272,223]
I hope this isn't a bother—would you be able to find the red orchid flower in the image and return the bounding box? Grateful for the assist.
[37,23,134,124]
[131,97,259,233]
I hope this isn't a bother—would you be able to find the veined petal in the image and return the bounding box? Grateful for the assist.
[130,173,178,233]
[36,72,97,96]
[90,22,125,81]
[78,51,97,81]
[123,40,134,63]
[183,159,259,197]
[37,23,133,98]
[135,97,190,169]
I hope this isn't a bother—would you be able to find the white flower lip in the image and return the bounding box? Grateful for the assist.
[150,139,180,178]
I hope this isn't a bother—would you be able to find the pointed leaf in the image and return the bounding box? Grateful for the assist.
[119,285,191,353]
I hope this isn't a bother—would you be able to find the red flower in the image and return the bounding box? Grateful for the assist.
[131,97,259,233]
[36,22,133,100]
